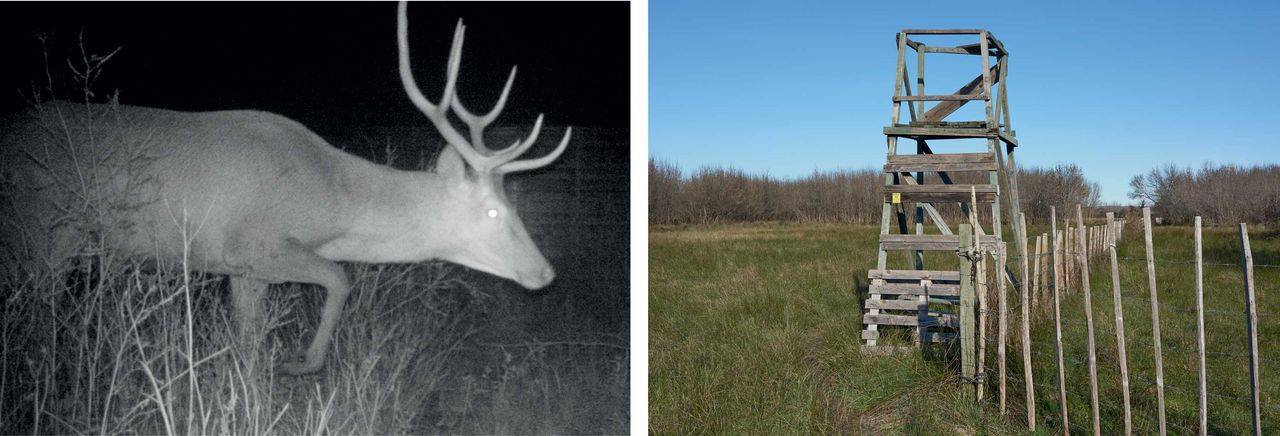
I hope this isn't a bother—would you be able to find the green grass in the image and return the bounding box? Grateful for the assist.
[649,223,1024,434]
[650,221,1278,434]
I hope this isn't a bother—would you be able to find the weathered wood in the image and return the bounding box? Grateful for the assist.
[869,281,961,296]
[863,298,928,311]
[868,269,961,281]
[921,63,1001,122]
[922,45,991,55]
[960,223,976,398]
[1076,205,1101,436]
[862,330,955,342]
[1033,234,1043,312]
[972,188,987,401]
[1142,208,1168,436]
[903,28,986,35]
[863,313,958,327]
[884,184,997,203]
[1049,207,1069,430]
[880,234,1002,251]
[1019,214,1035,430]
[1239,223,1262,436]
[1107,213,1132,436]
[884,125,999,138]
[997,243,1008,415]
[1194,217,1207,436]
[887,151,995,164]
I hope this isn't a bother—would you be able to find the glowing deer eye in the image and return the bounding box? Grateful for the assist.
[486,208,498,219]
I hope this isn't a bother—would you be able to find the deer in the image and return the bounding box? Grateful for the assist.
[0,1,570,375]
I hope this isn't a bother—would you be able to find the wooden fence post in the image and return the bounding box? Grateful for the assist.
[998,242,1008,415]
[1194,217,1207,436]
[1106,212,1132,436]
[1033,235,1043,313]
[1076,205,1101,436]
[1050,206,1069,430]
[960,223,976,399]
[1239,224,1261,436]
[1143,208,1167,436]
[1019,213,1035,430]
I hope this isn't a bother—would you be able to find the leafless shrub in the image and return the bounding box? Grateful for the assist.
[1129,163,1280,225]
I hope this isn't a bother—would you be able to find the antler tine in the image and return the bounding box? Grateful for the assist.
[451,66,517,154]
[497,126,572,174]
[397,2,491,171]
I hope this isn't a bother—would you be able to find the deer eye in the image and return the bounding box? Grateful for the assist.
[486,208,498,219]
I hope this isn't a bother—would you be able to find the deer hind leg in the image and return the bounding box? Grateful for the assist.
[247,238,351,376]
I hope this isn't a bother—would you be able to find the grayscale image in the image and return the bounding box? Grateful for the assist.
[0,2,628,434]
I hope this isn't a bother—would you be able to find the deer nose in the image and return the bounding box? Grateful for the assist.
[523,265,555,289]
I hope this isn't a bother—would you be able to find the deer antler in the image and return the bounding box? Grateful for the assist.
[397,1,571,174]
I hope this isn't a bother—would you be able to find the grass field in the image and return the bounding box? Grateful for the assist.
[649,221,1277,434]
[649,223,1023,434]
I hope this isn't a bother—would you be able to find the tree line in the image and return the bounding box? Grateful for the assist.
[649,158,1101,225]
[1128,163,1280,225]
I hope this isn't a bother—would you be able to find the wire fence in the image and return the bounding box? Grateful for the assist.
[945,207,1271,434]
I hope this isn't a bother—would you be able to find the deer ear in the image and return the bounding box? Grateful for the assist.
[436,146,467,180]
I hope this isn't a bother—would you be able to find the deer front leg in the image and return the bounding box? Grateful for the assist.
[249,238,352,376]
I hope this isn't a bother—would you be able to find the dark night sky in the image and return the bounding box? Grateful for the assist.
[0,2,629,134]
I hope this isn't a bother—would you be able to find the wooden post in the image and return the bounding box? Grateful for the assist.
[1106,213,1132,436]
[1049,207,1069,430]
[1143,208,1167,435]
[1076,205,1101,436]
[1194,217,1207,436]
[960,223,976,399]
[998,242,1008,415]
[1019,213,1035,431]
[1032,235,1043,313]
[971,189,987,402]
[1239,224,1262,436]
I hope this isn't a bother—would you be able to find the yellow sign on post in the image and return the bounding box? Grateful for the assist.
[892,192,901,204]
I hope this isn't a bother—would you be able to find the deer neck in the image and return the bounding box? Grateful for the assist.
[315,165,454,263]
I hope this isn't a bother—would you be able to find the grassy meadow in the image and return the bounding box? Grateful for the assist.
[650,221,1278,434]
[649,223,1023,434]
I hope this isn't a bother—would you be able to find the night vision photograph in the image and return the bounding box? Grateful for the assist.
[0,2,629,434]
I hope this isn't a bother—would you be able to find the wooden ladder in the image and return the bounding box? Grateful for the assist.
[861,29,1022,350]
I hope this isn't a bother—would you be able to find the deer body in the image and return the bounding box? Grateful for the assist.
[0,2,570,375]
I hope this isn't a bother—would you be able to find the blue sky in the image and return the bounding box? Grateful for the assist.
[650,0,1280,204]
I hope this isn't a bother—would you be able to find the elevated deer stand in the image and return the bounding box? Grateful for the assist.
[860,29,1023,397]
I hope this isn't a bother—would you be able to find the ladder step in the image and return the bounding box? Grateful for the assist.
[863,313,959,327]
[880,234,1002,251]
[884,153,997,173]
[862,330,952,342]
[869,282,960,297]
[883,184,997,203]
[863,299,928,310]
[868,269,960,281]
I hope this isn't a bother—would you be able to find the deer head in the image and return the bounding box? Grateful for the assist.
[397,1,570,289]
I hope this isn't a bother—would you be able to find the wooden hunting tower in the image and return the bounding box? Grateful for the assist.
[861,29,1022,355]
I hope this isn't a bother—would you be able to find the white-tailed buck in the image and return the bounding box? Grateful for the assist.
[0,2,570,375]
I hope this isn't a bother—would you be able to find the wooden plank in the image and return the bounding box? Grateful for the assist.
[895,94,987,102]
[864,299,928,311]
[1239,223,1262,436]
[880,234,1001,251]
[1143,208,1168,436]
[883,126,999,139]
[862,330,954,342]
[863,313,958,327]
[869,269,960,281]
[1194,217,1207,436]
[1077,205,1102,436]
[903,28,985,34]
[922,63,1001,122]
[923,45,990,55]
[870,282,960,297]
[887,152,994,164]
[884,184,997,203]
